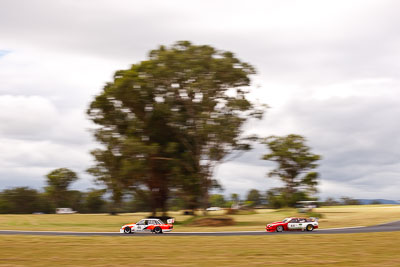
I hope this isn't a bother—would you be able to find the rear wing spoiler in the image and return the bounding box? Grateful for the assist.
[167,218,175,224]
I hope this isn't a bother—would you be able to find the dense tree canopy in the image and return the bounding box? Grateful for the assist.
[262,134,320,207]
[87,41,264,215]
[209,194,227,208]
[0,187,44,214]
[85,189,106,213]
[246,189,262,207]
[45,168,78,208]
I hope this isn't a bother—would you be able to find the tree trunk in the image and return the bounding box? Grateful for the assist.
[149,158,169,217]
[150,188,157,217]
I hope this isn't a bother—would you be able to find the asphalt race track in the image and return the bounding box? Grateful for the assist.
[0,220,400,236]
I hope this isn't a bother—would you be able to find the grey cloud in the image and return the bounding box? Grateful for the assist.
[215,161,284,198]
[2,0,400,83]
[0,0,183,60]
[231,83,400,198]
[1,0,400,200]
[0,166,95,191]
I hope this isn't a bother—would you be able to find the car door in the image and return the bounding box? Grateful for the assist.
[288,219,300,230]
[297,219,306,229]
[145,220,155,231]
[134,220,146,231]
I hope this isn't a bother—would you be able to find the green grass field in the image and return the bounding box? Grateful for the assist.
[0,232,400,266]
[0,205,399,232]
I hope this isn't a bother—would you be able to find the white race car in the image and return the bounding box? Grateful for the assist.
[120,218,174,234]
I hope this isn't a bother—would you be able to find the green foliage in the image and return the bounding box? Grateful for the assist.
[209,194,226,207]
[262,134,321,207]
[129,190,153,212]
[246,189,262,207]
[0,187,43,214]
[87,41,264,214]
[266,187,313,209]
[168,197,186,211]
[84,190,106,213]
[46,168,78,191]
[341,197,361,205]
[68,190,85,212]
[266,188,286,209]
[45,168,78,208]
[230,193,240,203]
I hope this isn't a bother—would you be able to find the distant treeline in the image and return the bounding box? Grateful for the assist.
[0,165,367,214]
[0,186,186,214]
[0,187,106,214]
[0,187,264,214]
[0,184,367,214]
[321,197,385,206]
[0,168,108,214]
[208,192,367,209]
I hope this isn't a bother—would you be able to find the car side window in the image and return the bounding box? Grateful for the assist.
[290,219,298,223]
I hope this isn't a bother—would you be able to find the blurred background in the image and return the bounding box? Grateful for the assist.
[1,0,400,215]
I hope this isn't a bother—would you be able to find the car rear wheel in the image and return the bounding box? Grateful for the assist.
[124,227,132,234]
[276,225,283,232]
[154,226,163,234]
[306,224,314,231]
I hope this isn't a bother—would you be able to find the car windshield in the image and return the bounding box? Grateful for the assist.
[282,218,291,223]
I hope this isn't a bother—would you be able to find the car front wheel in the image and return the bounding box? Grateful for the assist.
[124,227,132,234]
[276,226,283,232]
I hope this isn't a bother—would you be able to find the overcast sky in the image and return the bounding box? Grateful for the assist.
[1,0,399,200]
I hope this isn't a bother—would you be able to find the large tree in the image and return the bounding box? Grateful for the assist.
[87,41,264,215]
[45,168,78,208]
[262,134,320,207]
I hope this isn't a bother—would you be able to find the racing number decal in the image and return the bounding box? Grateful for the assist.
[289,223,301,229]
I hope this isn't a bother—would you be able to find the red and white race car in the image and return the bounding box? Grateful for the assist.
[120,218,174,234]
[266,217,319,232]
